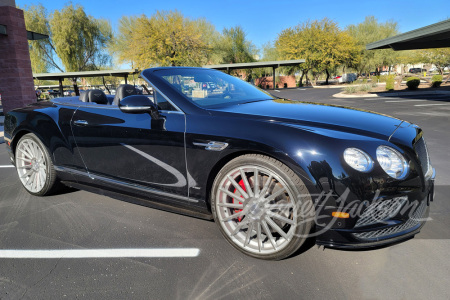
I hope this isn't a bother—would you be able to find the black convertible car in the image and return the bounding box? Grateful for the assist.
[4,67,435,260]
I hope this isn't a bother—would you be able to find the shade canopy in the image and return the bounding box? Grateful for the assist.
[366,19,450,51]
[203,59,305,71]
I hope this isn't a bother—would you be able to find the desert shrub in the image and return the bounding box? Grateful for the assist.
[258,84,262,88]
[377,75,387,82]
[359,84,372,92]
[371,82,378,88]
[344,85,357,94]
[406,77,420,90]
[432,75,443,87]
[386,75,395,91]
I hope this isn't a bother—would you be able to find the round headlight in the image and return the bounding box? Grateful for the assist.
[376,146,409,179]
[343,148,374,172]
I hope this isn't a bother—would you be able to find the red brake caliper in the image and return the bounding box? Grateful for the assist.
[233,179,246,222]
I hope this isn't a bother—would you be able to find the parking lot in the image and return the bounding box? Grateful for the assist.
[0,88,449,299]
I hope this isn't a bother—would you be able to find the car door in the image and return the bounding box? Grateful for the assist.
[70,93,188,199]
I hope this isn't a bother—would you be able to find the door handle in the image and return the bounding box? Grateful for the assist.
[73,120,89,126]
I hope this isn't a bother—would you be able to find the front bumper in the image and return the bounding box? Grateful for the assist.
[315,169,435,249]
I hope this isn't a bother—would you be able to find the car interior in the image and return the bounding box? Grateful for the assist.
[76,84,175,111]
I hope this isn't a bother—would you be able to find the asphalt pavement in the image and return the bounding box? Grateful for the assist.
[0,88,449,299]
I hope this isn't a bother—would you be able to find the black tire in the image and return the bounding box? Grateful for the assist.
[211,154,314,260]
[15,133,62,196]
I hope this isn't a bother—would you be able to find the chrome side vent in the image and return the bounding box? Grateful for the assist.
[193,141,229,151]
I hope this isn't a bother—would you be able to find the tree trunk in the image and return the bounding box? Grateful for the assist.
[325,69,330,85]
[305,73,309,86]
[299,72,304,86]
[444,74,450,84]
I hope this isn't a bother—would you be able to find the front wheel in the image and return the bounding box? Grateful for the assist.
[15,133,61,196]
[211,154,314,260]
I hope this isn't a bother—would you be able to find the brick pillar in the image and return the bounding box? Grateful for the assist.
[0,2,36,113]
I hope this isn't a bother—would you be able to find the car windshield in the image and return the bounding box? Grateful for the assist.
[152,68,275,107]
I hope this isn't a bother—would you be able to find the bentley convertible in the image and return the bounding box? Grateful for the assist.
[4,67,435,260]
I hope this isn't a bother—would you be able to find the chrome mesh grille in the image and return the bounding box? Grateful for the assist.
[353,201,427,240]
[415,137,430,176]
[354,197,407,228]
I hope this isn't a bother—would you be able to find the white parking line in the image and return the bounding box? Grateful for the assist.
[0,165,14,168]
[0,248,200,258]
[414,103,450,107]
[385,100,426,103]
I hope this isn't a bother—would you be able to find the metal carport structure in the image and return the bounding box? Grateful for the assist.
[203,59,305,89]
[33,69,139,96]
[366,19,450,51]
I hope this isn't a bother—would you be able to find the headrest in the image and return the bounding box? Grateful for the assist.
[113,84,137,105]
[79,90,89,102]
[87,90,108,104]
[79,89,107,104]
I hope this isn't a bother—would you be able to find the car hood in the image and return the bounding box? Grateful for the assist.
[211,99,404,140]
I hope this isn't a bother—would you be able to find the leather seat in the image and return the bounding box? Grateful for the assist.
[112,84,137,105]
[79,89,108,104]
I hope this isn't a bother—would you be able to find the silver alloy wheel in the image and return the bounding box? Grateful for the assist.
[16,138,47,193]
[215,165,298,255]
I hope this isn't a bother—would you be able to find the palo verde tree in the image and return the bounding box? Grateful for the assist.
[346,16,399,75]
[216,26,257,64]
[276,18,359,85]
[23,3,113,73]
[112,10,217,69]
[418,48,450,76]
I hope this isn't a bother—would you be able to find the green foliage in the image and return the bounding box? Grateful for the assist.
[23,4,54,72]
[275,18,360,85]
[378,75,388,82]
[113,10,217,68]
[344,85,358,93]
[406,77,420,90]
[346,16,399,75]
[359,84,372,92]
[386,75,395,91]
[432,75,443,87]
[418,48,450,75]
[344,83,373,94]
[23,3,112,72]
[217,26,256,64]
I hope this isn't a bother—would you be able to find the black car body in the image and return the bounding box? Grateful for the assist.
[409,68,427,74]
[4,67,435,259]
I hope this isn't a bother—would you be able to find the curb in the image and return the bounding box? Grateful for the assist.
[333,92,377,98]
[333,90,450,99]
[313,82,386,89]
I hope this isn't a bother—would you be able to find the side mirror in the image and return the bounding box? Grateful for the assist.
[119,95,159,118]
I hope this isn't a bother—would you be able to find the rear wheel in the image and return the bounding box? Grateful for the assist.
[211,154,314,260]
[15,133,60,196]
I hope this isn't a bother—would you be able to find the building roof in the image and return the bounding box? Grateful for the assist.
[366,19,450,51]
[33,69,139,80]
[203,59,305,70]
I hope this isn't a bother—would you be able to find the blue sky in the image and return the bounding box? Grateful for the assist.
[17,0,449,49]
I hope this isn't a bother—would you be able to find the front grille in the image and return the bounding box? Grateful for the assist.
[354,197,407,228]
[415,137,430,176]
[353,201,427,240]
